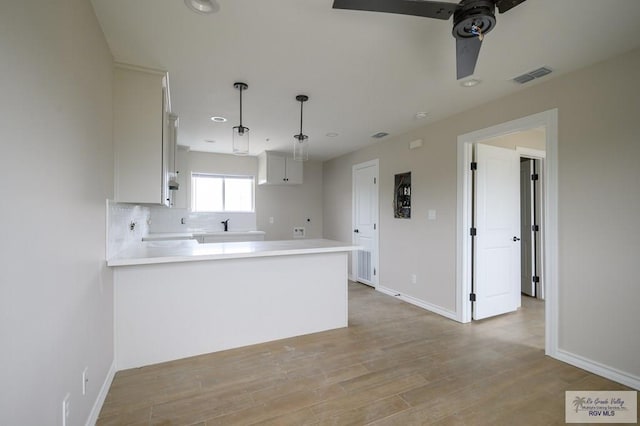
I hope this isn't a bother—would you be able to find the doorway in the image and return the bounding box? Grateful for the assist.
[352,159,379,287]
[456,109,559,357]
[471,132,546,319]
[519,152,545,300]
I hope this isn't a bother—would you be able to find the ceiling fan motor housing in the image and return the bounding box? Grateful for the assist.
[453,0,496,40]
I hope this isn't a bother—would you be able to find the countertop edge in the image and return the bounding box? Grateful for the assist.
[107,240,360,267]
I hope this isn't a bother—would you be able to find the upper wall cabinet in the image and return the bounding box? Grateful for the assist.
[170,145,190,209]
[258,151,303,185]
[114,63,175,206]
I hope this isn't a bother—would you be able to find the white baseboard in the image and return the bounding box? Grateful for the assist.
[376,285,458,321]
[85,361,116,426]
[553,349,640,391]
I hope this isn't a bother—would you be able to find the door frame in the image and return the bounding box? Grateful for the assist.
[352,159,379,287]
[517,148,546,300]
[456,109,558,358]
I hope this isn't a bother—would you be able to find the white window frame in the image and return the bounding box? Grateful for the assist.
[191,173,255,213]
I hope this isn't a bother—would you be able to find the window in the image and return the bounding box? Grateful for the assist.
[191,173,254,212]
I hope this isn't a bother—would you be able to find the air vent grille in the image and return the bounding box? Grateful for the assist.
[371,132,389,139]
[513,66,553,84]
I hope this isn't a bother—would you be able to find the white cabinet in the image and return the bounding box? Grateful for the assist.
[257,151,303,185]
[170,145,190,209]
[114,63,174,206]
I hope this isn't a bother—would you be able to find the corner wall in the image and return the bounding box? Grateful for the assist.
[323,48,640,383]
[0,0,116,424]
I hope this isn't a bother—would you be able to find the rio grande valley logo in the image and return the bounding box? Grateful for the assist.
[566,391,637,423]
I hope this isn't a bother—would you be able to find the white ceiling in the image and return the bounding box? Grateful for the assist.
[91,0,640,161]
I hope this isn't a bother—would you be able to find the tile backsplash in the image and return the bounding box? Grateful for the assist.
[106,201,258,259]
[107,200,149,258]
[148,207,257,233]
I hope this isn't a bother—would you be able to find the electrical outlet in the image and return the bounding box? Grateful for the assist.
[62,393,70,426]
[411,274,417,284]
[269,217,274,224]
[82,367,88,396]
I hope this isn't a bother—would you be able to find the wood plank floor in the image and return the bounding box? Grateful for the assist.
[97,282,635,425]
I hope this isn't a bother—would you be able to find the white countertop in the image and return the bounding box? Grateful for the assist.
[143,230,266,241]
[107,238,359,267]
[142,232,195,241]
[191,230,266,236]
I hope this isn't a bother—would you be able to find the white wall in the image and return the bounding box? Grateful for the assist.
[152,151,324,239]
[0,1,115,424]
[257,160,324,240]
[323,48,640,382]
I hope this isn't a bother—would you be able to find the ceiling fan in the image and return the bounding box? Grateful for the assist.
[332,0,527,79]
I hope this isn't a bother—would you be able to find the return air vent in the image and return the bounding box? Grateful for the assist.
[513,66,553,84]
[371,132,389,139]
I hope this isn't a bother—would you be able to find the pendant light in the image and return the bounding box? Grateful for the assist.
[232,82,249,155]
[293,95,309,161]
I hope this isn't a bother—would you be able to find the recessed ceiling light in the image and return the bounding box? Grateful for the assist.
[326,132,339,138]
[210,116,227,122]
[204,139,216,143]
[184,0,219,14]
[460,78,481,87]
[415,112,428,119]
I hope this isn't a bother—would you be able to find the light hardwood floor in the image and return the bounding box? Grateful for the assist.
[97,282,634,425]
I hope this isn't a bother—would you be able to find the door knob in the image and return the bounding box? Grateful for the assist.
[513,236,521,241]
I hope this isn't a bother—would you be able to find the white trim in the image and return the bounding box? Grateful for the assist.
[555,350,640,391]
[377,285,458,321]
[351,159,379,287]
[455,141,473,323]
[456,109,559,361]
[85,360,116,426]
[516,146,546,159]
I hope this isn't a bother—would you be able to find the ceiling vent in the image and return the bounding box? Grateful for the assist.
[371,132,389,139]
[513,66,553,84]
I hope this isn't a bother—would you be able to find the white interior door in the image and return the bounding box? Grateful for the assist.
[520,159,535,296]
[353,161,378,286]
[474,144,520,320]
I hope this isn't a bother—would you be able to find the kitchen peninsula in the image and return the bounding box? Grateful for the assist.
[109,239,358,370]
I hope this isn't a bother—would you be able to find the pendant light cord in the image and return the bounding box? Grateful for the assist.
[239,86,243,128]
[299,99,304,135]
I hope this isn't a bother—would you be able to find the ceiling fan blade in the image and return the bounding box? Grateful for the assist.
[332,0,458,20]
[494,0,527,14]
[456,36,482,80]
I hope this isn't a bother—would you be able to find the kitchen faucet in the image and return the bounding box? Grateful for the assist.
[221,219,230,232]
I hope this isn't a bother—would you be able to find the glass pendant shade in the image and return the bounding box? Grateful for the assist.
[293,135,309,162]
[232,125,249,155]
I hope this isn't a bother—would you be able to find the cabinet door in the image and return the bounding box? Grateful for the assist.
[267,154,287,183]
[171,145,189,209]
[284,158,303,184]
[161,85,171,206]
[114,65,170,205]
